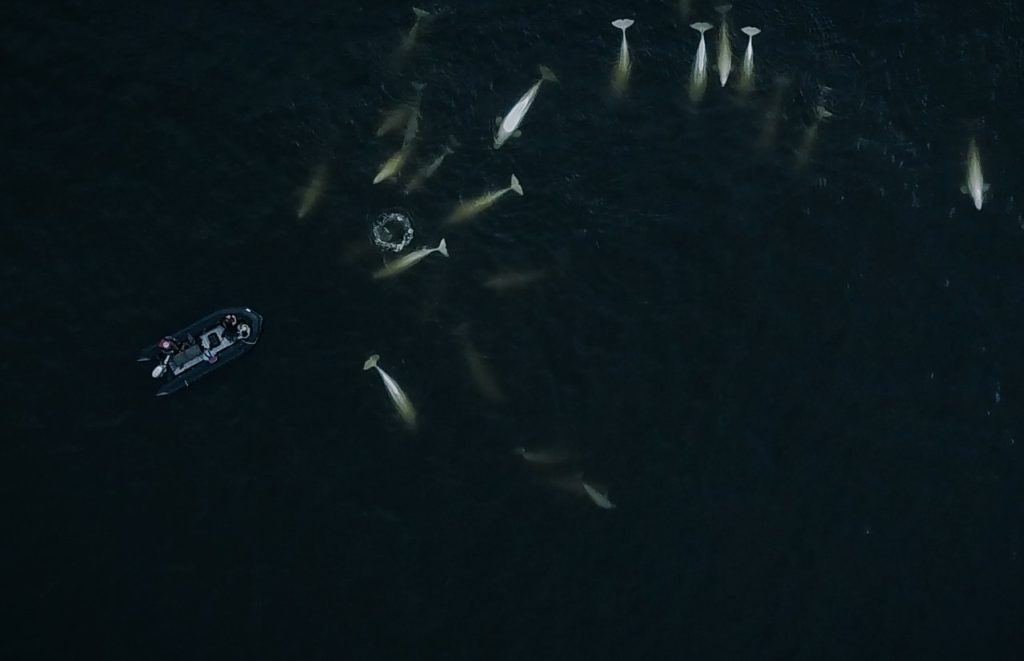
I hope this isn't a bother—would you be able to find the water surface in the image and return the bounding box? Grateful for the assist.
[4,1,1023,658]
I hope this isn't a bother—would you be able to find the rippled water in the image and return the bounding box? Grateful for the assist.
[5,1,1023,658]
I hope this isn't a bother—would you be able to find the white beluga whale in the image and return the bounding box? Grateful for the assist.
[494,66,558,149]
[738,27,761,92]
[962,137,989,210]
[372,238,448,279]
[363,354,418,431]
[445,174,524,225]
[688,22,713,103]
[372,144,413,184]
[610,19,635,98]
[715,5,732,87]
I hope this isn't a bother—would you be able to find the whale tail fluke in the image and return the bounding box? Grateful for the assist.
[509,174,524,196]
[412,7,431,20]
[539,65,559,83]
[715,4,733,15]
[436,238,449,257]
[363,354,380,371]
[691,22,713,33]
[612,19,634,31]
[741,26,761,37]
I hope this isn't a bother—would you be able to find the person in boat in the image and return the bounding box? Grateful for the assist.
[223,314,239,341]
[174,333,195,350]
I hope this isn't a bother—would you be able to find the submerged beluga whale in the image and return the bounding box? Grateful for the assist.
[372,84,426,185]
[404,136,458,195]
[296,163,328,219]
[494,66,558,149]
[391,7,433,70]
[795,104,834,168]
[757,74,791,149]
[376,82,426,138]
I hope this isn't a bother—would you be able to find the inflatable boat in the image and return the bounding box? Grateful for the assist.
[137,307,263,396]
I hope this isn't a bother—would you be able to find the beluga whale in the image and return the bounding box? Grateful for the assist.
[400,82,426,148]
[482,268,547,292]
[582,481,617,510]
[757,74,791,149]
[404,136,458,195]
[738,27,761,92]
[688,22,713,103]
[376,82,425,138]
[363,354,418,431]
[715,5,733,87]
[296,163,328,219]
[962,137,990,210]
[391,7,433,70]
[373,84,425,185]
[678,0,693,21]
[512,446,570,466]
[795,104,834,168]
[372,238,448,279]
[610,19,635,98]
[494,66,558,149]
[445,174,524,225]
[372,143,413,185]
[454,324,506,403]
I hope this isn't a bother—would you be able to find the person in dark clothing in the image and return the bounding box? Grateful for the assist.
[223,314,239,341]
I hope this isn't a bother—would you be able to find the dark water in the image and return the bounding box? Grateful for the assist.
[5,0,1024,658]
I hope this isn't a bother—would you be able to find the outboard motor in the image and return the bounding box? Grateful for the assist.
[151,363,167,378]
